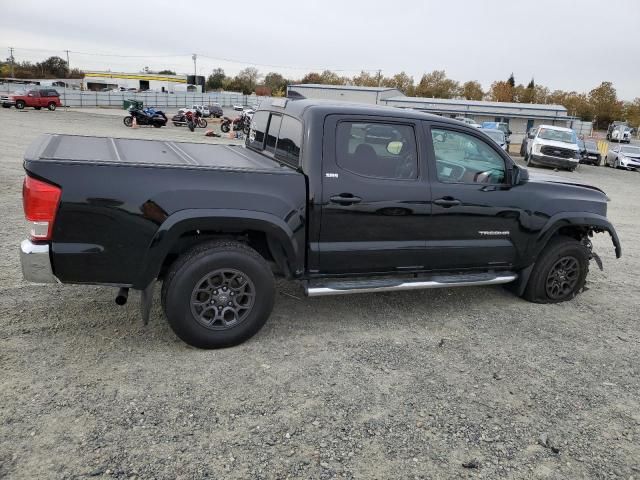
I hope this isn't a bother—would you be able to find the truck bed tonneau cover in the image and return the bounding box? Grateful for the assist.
[25,134,289,173]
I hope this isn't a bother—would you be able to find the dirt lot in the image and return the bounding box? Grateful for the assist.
[1,107,639,480]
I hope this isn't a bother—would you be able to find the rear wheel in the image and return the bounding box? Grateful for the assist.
[523,236,589,303]
[15,100,25,109]
[47,102,56,111]
[198,119,208,128]
[162,240,275,349]
[123,116,133,127]
[220,123,230,133]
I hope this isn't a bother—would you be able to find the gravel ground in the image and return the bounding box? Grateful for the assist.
[1,107,639,480]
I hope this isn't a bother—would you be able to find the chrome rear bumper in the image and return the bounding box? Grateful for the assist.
[19,239,58,283]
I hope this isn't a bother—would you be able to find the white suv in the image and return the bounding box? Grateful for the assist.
[525,125,580,171]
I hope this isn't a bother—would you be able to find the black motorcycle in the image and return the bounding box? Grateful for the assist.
[123,106,167,128]
[171,109,207,131]
[220,112,251,135]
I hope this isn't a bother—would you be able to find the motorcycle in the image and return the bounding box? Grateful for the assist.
[143,107,168,122]
[220,112,251,135]
[171,109,207,131]
[123,106,167,128]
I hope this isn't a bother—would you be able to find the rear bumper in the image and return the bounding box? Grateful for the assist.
[2,101,15,107]
[19,239,58,283]
[531,154,579,169]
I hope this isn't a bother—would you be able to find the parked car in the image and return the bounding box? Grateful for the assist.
[606,121,629,141]
[610,126,631,143]
[482,128,507,151]
[233,104,244,111]
[208,104,223,118]
[577,139,602,166]
[520,127,537,156]
[455,116,482,128]
[482,121,512,147]
[1,88,62,111]
[604,144,640,170]
[524,125,580,171]
[19,99,621,349]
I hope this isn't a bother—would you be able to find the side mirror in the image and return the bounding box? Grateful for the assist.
[512,164,529,185]
[508,130,513,135]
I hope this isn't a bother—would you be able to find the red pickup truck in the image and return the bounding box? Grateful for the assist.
[1,88,62,110]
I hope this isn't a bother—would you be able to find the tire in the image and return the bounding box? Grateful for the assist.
[614,158,619,169]
[188,121,195,132]
[123,116,133,127]
[15,100,25,110]
[173,122,180,127]
[243,125,250,135]
[162,240,275,349]
[523,236,589,304]
[153,123,162,128]
[47,102,56,111]
[198,119,208,128]
[526,152,535,167]
[220,123,230,133]
[34,106,41,110]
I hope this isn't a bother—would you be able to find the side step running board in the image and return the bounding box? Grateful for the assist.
[305,272,517,297]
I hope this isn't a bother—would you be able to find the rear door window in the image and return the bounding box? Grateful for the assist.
[266,114,282,153]
[275,116,302,167]
[247,111,269,150]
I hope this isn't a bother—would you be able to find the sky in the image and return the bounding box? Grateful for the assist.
[1,0,639,99]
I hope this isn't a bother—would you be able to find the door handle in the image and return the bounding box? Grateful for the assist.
[330,194,362,205]
[433,197,462,207]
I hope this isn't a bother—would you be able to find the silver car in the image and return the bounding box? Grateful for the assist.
[605,144,640,170]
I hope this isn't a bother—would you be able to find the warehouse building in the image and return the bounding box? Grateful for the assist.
[83,71,205,93]
[287,84,402,105]
[381,96,569,142]
[286,84,572,143]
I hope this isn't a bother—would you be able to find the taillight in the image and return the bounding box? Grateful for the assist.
[22,176,61,241]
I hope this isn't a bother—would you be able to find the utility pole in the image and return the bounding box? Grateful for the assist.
[9,47,15,78]
[376,69,382,87]
[192,53,197,77]
[64,49,70,77]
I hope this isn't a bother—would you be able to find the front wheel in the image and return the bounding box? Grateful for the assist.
[15,100,25,109]
[220,123,230,133]
[243,125,250,135]
[198,119,208,128]
[162,240,275,349]
[523,236,589,303]
[47,102,56,111]
[123,116,133,127]
[188,121,195,132]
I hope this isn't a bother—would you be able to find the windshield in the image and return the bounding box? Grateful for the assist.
[484,130,505,143]
[538,128,577,144]
[620,146,640,154]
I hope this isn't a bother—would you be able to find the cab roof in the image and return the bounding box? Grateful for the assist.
[258,98,468,127]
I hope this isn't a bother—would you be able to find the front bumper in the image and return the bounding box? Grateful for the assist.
[531,154,579,169]
[19,239,58,283]
[2,101,15,107]
[619,158,640,170]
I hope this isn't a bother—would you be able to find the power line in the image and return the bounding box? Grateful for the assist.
[2,45,382,73]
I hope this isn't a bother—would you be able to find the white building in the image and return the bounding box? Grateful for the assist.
[287,84,402,105]
[83,71,204,93]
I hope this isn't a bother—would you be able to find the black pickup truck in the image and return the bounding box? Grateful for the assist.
[19,99,621,348]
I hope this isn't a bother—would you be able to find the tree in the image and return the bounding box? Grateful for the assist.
[380,71,414,95]
[507,73,515,88]
[352,71,378,87]
[415,70,459,98]
[318,70,344,85]
[34,56,69,78]
[206,68,226,90]
[589,81,623,128]
[235,67,261,94]
[461,80,483,100]
[157,69,176,75]
[488,81,513,102]
[301,72,322,84]
[264,72,288,92]
[623,98,640,128]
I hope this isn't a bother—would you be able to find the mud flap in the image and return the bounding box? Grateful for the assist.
[591,250,603,271]
[140,282,155,325]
